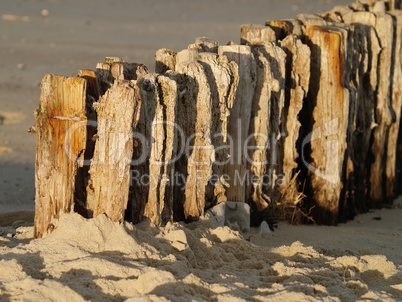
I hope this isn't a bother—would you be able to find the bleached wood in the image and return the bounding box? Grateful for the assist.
[195,37,219,53]
[240,24,276,45]
[218,45,256,203]
[279,36,311,189]
[197,52,239,206]
[95,61,148,95]
[390,0,402,10]
[130,74,178,225]
[174,61,214,221]
[88,80,141,222]
[155,48,177,74]
[175,47,199,70]
[247,43,286,216]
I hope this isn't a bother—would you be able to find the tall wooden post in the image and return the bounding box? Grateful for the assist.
[129,74,178,225]
[218,45,257,203]
[88,80,141,222]
[197,52,239,206]
[279,35,311,190]
[303,25,349,225]
[34,75,88,238]
[173,61,214,221]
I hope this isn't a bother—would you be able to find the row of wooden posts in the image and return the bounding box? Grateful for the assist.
[33,0,402,238]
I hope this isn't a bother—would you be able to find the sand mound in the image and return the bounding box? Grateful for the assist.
[0,211,401,301]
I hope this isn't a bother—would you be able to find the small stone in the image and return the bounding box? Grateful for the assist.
[41,9,49,17]
[257,221,271,235]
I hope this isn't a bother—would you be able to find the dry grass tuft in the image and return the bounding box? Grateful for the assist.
[273,172,315,224]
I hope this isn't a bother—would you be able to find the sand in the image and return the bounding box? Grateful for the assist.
[1,0,402,301]
[0,205,401,301]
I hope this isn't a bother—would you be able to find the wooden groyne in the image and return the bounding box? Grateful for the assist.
[33,0,402,238]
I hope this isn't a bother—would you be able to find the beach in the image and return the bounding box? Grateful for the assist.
[1,0,401,301]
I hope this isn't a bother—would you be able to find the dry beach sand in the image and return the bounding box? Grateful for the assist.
[1,0,402,301]
[0,205,401,301]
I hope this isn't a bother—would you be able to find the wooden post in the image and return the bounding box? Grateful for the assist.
[336,12,381,216]
[34,75,88,238]
[195,37,219,53]
[343,12,395,207]
[279,35,311,190]
[74,69,99,218]
[245,43,286,221]
[175,47,199,70]
[88,80,141,222]
[129,74,178,225]
[173,61,214,221]
[155,48,177,74]
[265,20,304,41]
[302,25,349,225]
[197,52,239,206]
[218,45,257,203]
[96,60,148,96]
[390,0,402,10]
[385,11,402,202]
[240,24,276,45]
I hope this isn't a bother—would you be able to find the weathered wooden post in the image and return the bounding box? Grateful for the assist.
[278,35,311,203]
[265,19,304,41]
[240,24,276,45]
[302,25,349,225]
[34,75,88,238]
[390,0,402,10]
[155,48,177,74]
[96,61,148,96]
[249,43,287,221]
[129,74,178,225]
[172,61,214,221]
[341,12,395,207]
[87,80,141,222]
[384,11,402,202]
[218,44,256,203]
[197,52,239,206]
